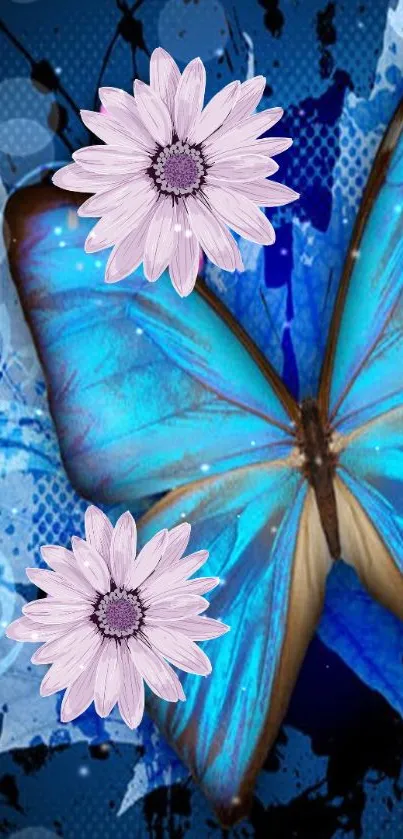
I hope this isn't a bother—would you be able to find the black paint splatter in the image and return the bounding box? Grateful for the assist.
[316,3,336,79]
[258,0,285,38]
[0,774,24,814]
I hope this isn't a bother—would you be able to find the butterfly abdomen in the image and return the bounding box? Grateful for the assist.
[298,398,341,560]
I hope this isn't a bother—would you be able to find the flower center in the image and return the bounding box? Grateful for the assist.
[93,588,144,638]
[150,141,206,196]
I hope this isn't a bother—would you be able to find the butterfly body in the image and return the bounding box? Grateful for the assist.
[297,397,341,558]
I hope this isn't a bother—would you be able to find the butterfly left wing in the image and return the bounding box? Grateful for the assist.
[139,463,332,825]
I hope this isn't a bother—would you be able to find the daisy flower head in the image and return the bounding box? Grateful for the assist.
[6,507,229,729]
[52,47,299,297]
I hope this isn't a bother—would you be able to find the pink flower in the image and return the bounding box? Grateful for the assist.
[52,47,299,296]
[6,507,228,729]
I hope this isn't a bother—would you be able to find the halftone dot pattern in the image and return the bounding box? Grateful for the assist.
[28,472,88,556]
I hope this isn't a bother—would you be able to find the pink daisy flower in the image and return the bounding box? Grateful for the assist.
[6,507,228,729]
[52,47,299,296]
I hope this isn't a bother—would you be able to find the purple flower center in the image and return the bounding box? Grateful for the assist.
[163,153,199,190]
[94,588,144,638]
[105,599,140,632]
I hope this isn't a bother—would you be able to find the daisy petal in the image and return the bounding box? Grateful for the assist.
[85,505,113,565]
[23,599,94,625]
[230,178,300,207]
[208,153,276,183]
[161,615,230,640]
[31,620,92,664]
[118,642,145,728]
[94,640,120,717]
[208,138,290,165]
[105,207,154,283]
[84,180,157,253]
[134,80,172,147]
[110,511,137,588]
[205,107,283,155]
[60,651,101,723]
[26,568,93,602]
[189,80,240,145]
[174,57,206,141]
[40,624,101,696]
[128,636,185,701]
[145,594,209,621]
[150,47,181,119]
[52,162,125,193]
[203,184,275,244]
[99,87,155,150]
[169,576,220,596]
[73,145,149,176]
[169,223,200,297]
[215,75,266,136]
[144,550,209,596]
[40,545,95,598]
[185,195,244,272]
[78,181,147,218]
[146,522,192,583]
[71,536,110,594]
[144,625,212,675]
[126,529,168,591]
[80,110,143,150]
[6,616,66,643]
[143,198,176,282]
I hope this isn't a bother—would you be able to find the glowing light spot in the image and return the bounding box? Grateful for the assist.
[1,620,7,628]
[299,109,305,116]
[174,223,182,232]
[351,249,361,260]
[280,248,288,256]
[59,241,66,248]
[219,579,226,586]
[180,512,186,518]
[11,507,18,515]
[136,327,143,335]
[270,526,277,534]
[185,229,193,238]
[232,796,241,805]
[31,632,39,640]
[76,262,84,271]
[394,204,402,214]
[55,67,62,75]
[342,218,349,224]
[54,226,62,236]
[375,445,380,452]
[95,259,102,268]
[250,440,256,446]
[35,408,43,416]
[200,463,210,473]
[84,561,90,567]
[78,765,89,777]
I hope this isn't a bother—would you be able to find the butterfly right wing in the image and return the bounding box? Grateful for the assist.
[138,460,332,825]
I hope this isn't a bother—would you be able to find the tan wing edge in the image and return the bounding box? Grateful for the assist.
[334,475,403,620]
[218,486,333,826]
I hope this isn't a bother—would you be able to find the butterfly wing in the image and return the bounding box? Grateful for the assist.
[5,184,296,504]
[317,103,403,633]
[138,466,332,824]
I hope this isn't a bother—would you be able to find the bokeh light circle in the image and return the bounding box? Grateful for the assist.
[158,0,229,63]
[0,77,55,187]
[0,118,52,156]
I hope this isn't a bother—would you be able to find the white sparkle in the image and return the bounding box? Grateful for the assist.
[11,507,18,515]
[55,67,62,75]
[394,204,402,214]
[180,512,186,518]
[174,223,182,232]
[200,463,210,473]
[215,47,224,57]
[95,260,102,268]
[78,766,90,777]
[35,408,43,416]
[1,620,7,628]
[357,20,364,28]
[250,440,256,446]
[280,248,288,256]
[31,632,39,640]
[299,109,305,116]
[342,218,349,225]
[76,262,84,271]
[351,249,361,260]
[136,327,143,335]
[219,579,226,586]
[232,796,241,805]
[185,229,193,238]
[54,226,62,235]
[375,445,380,452]
[270,526,277,534]
[59,241,66,248]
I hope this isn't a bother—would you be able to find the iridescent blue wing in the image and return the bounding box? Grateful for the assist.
[6,184,295,504]
[138,467,332,824]
[316,103,403,676]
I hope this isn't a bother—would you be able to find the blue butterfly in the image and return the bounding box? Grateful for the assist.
[4,101,403,826]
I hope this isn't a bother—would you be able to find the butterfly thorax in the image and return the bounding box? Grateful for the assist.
[297,398,341,560]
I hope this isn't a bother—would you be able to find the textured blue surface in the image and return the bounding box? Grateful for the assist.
[1,0,403,836]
